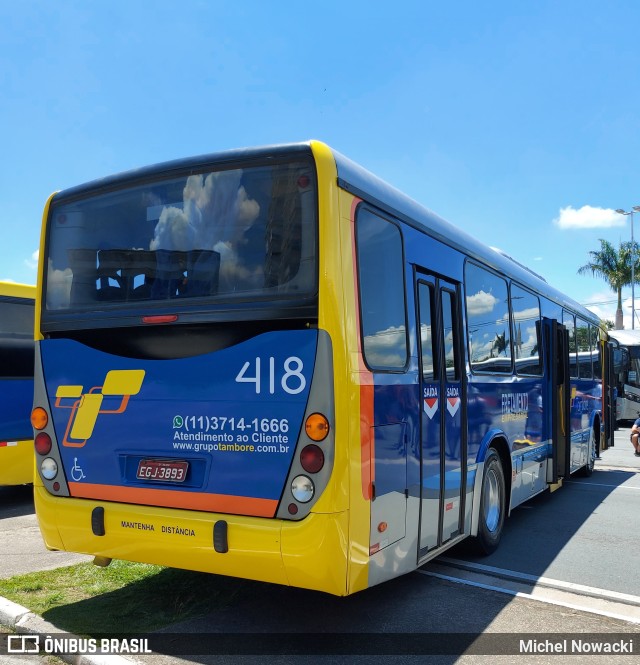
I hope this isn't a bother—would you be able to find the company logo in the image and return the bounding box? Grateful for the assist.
[7,635,39,654]
[6,634,152,656]
[55,369,145,448]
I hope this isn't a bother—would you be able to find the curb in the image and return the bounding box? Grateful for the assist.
[1,595,137,665]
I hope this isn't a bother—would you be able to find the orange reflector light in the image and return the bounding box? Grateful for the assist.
[142,314,178,324]
[31,407,48,430]
[305,413,330,441]
[377,522,388,533]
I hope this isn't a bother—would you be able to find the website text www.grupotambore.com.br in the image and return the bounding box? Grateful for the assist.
[173,432,290,454]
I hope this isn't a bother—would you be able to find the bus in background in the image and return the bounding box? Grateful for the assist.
[607,329,640,424]
[31,142,608,596]
[0,281,35,486]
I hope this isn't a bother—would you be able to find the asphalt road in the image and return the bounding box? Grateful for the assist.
[1,428,639,664]
[448,425,640,597]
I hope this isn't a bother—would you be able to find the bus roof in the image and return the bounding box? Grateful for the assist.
[49,140,599,326]
[0,281,36,300]
[607,329,640,347]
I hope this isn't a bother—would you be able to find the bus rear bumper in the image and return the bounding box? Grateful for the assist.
[34,484,351,595]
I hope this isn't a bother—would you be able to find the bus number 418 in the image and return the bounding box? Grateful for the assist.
[235,357,306,395]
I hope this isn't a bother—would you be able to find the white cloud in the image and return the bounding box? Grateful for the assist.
[150,206,195,251]
[364,325,407,367]
[46,259,72,309]
[554,205,625,229]
[24,249,39,271]
[148,170,261,292]
[582,290,634,326]
[466,290,498,316]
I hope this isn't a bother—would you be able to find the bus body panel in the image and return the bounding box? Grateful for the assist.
[0,378,35,441]
[0,440,34,486]
[328,176,372,594]
[0,281,35,485]
[342,165,603,587]
[39,330,317,514]
[568,378,601,473]
[617,394,640,422]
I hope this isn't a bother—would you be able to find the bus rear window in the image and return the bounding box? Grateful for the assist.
[0,297,34,378]
[0,298,34,338]
[44,161,317,315]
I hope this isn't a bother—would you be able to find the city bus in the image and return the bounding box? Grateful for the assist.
[31,141,609,596]
[606,329,640,424]
[0,281,35,486]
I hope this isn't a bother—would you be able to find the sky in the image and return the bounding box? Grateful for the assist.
[2,0,640,327]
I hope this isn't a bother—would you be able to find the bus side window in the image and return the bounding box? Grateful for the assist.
[511,284,542,376]
[591,325,602,380]
[465,262,511,373]
[355,209,408,371]
[563,311,577,378]
[418,283,436,382]
[576,317,592,379]
[556,328,566,384]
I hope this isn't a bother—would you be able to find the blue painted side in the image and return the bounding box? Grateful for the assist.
[362,215,601,512]
[370,381,419,497]
[0,378,34,441]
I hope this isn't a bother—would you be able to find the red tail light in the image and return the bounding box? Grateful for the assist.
[142,314,178,324]
[35,432,52,455]
[300,444,324,473]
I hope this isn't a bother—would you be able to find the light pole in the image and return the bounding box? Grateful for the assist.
[616,207,640,329]
[634,206,640,329]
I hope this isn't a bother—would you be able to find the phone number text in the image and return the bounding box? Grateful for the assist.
[175,416,290,434]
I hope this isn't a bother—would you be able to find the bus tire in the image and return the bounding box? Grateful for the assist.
[474,448,505,555]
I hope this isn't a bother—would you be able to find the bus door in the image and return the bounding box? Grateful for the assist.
[416,274,466,556]
[603,339,617,448]
[542,318,571,482]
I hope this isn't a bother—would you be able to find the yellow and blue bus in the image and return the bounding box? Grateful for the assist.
[31,141,609,595]
[0,281,35,486]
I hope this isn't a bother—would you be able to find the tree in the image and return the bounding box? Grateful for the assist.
[578,239,640,329]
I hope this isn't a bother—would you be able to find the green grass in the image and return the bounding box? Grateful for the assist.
[0,560,245,635]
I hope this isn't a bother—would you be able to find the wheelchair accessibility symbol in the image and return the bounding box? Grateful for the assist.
[71,457,86,481]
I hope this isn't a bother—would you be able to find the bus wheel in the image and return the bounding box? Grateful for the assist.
[475,448,505,555]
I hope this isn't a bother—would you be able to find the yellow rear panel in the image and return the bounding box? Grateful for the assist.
[34,478,351,595]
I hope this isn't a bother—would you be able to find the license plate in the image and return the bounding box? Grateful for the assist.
[136,459,189,483]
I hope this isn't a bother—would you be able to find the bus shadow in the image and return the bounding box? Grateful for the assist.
[38,466,639,663]
[0,484,34,519]
[447,466,636,583]
[41,567,502,664]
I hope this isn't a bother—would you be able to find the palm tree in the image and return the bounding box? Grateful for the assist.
[578,239,640,329]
